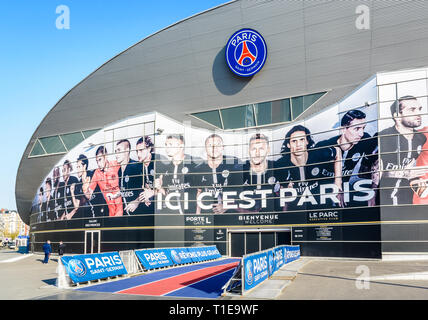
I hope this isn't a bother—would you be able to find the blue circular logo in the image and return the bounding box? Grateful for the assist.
[225,29,267,77]
[268,252,274,275]
[170,250,182,264]
[245,260,253,285]
[68,259,87,277]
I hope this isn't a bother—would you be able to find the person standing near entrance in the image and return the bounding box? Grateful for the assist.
[58,241,66,259]
[42,240,52,264]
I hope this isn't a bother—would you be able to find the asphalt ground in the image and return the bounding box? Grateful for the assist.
[1,248,428,301]
[276,258,428,300]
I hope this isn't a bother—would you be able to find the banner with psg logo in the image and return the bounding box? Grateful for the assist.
[61,252,127,284]
[243,250,269,291]
[135,246,222,270]
[243,245,300,292]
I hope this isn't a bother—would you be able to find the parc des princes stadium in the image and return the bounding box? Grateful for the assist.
[15,0,428,260]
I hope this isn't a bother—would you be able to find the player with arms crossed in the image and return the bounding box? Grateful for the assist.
[378,96,428,206]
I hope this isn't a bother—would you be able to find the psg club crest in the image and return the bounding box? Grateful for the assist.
[245,260,254,285]
[170,249,182,264]
[225,28,267,77]
[67,259,87,277]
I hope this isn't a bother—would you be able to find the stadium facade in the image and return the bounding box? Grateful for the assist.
[16,0,428,259]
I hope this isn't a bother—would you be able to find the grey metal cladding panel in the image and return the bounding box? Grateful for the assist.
[50,81,157,118]
[267,27,305,52]
[306,49,370,78]
[266,47,306,74]
[372,55,428,77]
[240,0,302,11]
[189,30,234,56]
[302,84,359,119]
[302,0,335,9]
[59,65,201,114]
[371,20,428,49]
[187,5,242,37]
[306,31,371,62]
[304,14,368,45]
[307,64,371,91]
[240,1,304,27]
[371,0,422,10]
[371,1,428,29]
[371,38,428,68]
[303,0,364,26]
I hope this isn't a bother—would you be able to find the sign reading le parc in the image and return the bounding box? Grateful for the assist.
[226,28,267,77]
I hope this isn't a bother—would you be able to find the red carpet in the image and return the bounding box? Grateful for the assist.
[117,261,238,296]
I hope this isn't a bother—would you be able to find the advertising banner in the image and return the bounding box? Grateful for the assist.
[135,246,222,269]
[242,245,300,292]
[274,246,285,272]
[267,249,275,277]
[169,247,193,265]
[243,251,269,291]
[284,245,300,264]
[32,75,381,224]
[187,246,221,262]
[61,252,127,284]
[134,248,174,270]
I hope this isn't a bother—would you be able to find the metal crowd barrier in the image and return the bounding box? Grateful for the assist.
[57,245,223,287]
[223,245,301,296]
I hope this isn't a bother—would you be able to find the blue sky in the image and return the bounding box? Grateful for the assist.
[0,0,229,211]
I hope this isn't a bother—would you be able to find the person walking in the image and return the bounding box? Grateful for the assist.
[58,241,66,259]
[42,240,52,264]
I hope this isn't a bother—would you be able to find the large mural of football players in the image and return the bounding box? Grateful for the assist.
[32,68,428,223]
[115,139,143,215]
[194,134,242,214]
[155,134,201,214]
[274,125,331,213]
[135,135,156,213]
[316,109,378,208]
[377,67,428,207]
[237,133,278,213]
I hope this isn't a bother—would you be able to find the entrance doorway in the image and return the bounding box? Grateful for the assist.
[229,229,291,257]
[85,230,101,254]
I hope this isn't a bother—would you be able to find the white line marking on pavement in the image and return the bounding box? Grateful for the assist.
[0,254,34,263]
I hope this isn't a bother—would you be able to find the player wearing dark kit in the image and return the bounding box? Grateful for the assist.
[41,178,56,222]
[155,134,200,214]
[60,160,79,220]
[115,139,143,215]
[134,136,156,214]
[52,167,64,221]
[378,96,428,206]
[194,134,242,214]
[315,109,377,207]
[85,169,108,217]
[275,125,326,212]
[72,154,95,219]
[239,133,279,213]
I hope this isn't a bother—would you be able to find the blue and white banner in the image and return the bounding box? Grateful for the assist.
[242,245,300,292]
[135,248,174,270]
[61,252,127,284]
[243,251,269,291]
[187,246,222,263]
[169,248,193,265]
[135,246,222,270]
[284,245,300,264]
[268,249,275,277]
[274,246,285,272]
